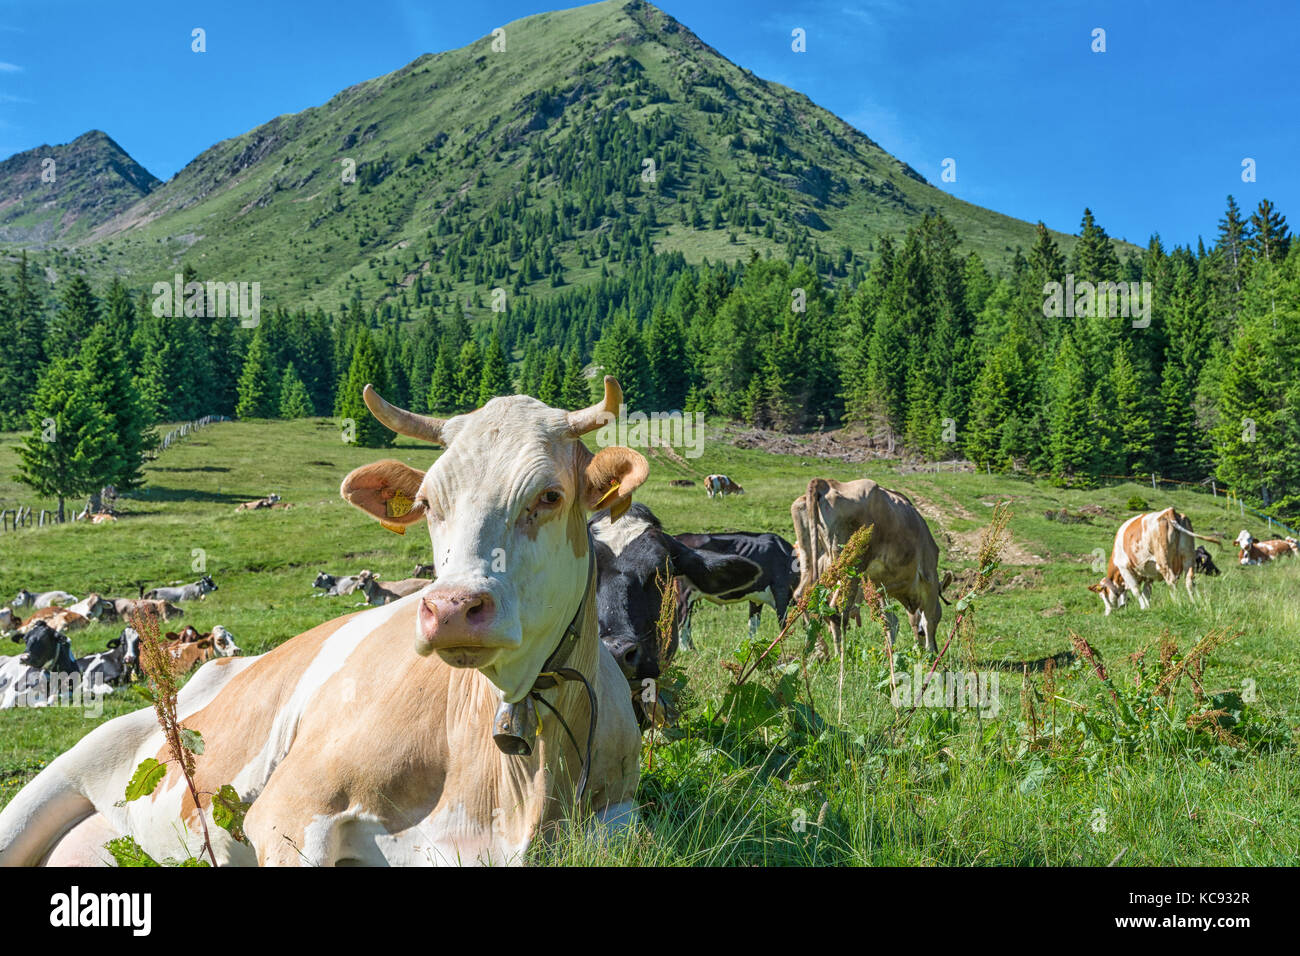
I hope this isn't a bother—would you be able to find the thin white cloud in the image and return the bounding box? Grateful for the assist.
[0,61,21,72]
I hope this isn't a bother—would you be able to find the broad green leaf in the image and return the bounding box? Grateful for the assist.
[123,757,167,802]
[180,727,205,755]
[104,836,159,867]
[212,784,251,843]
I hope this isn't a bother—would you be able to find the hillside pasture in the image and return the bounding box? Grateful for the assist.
[0,418,1295,864]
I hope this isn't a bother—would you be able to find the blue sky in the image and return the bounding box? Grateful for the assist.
[1,0,1296,249]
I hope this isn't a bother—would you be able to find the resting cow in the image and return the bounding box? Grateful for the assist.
[590,504,761,681]
[76,628,143,687]
[1235,530,1298,565]
[0,622,83,709]
[673,531,798,648]
[312,571,362,597]
[145,575,217,603]
[354,570,429,606]
[791,477,944,654]
[0,377,646,866]
[1194,545,1221,577]
[12,589,77,610]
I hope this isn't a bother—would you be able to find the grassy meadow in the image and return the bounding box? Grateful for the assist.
[1,418,1297,865]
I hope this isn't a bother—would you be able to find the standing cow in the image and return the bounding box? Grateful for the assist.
[791,477,944,654]
[1089,508,1217,614]
[704,474,744,498]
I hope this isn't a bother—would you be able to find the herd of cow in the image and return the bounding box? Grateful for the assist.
[0,376,1293,866]
[0,576,237,709]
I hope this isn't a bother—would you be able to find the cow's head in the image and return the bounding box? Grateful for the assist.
[341,377,648,702]
[0,607,14,633]
[199,575,218,594]
[1087,576,1125,614]
[16,621,68,668]
[12,589,35,608]
[313,572,335,590]
[210,625,241,657]
[1235,530,1254,550]
[590,504,761,681]
[110,626,142,680]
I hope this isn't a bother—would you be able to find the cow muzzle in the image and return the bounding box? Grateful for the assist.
[416,588,505,663]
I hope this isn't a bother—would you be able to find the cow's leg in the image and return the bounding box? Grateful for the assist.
[1184,566,1195,600]
[1119,569,1147,609]
[920,591,940,655]
[747,602,762,639]
[678,600,694,651]
[41,812,120,866]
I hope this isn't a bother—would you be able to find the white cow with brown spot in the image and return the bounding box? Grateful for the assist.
[1088,508,1216,614]
[0,378,647,867]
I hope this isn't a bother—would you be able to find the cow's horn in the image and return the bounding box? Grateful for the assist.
[363,385,444,444]
[567,376,622,436]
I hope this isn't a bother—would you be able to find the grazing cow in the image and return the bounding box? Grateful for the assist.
[705,474,744,498]
[791,478,945,654]
[1195,545,1221,577]
[1235,530,1299,565]
[1089,508,1214,614]
[673,531,799,648]
[0,622,82,709]
[76,628,142,687]
[12,589,77,610]
[235,494,281,512]
[590,503,762,681]
[312,572,362,597]
[111,598,184,622]
[145,575,217,603]
[0,377,646,866]
[354,570,429,606]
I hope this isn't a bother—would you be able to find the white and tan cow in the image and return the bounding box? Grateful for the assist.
[0,378,647,867]
[1089,508,1215,614]
[1234,530,1298,565]
[791,477,944,654]
[705,474,744,498]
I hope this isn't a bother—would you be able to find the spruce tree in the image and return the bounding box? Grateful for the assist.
[236,329,278,419]
[335,331,393,447]
[48,275,101,359]
[478,333,513,405]
[560,350,590,408]
[279,362,314,418]
[16,357,115,521]
[456,339,483,411]
[76,323,156,490]
[428,348,458,413]
[0,252,46,428]
[1047,334,1093,482]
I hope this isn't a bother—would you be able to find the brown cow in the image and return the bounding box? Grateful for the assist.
[1234,530,1298,565]
[1089,508,1214,614]
[791,477,944,654]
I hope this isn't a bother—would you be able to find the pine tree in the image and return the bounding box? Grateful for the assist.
[536,351,562,406]
[0,252,46,429]
[236,329,278,419]
[48,275,101,359]
[1247,199,1291,264]
[560,350,590,408]
[76,323,156,490]
[1047,334,1093,482]
[456,339,483,411]
[428,348,458,413]
[335,331,393,447]
[16,357,115,521]
[278,362,314,418]
[1108,343,1155,475]
[478,332,513,405]
[643,308,690,410]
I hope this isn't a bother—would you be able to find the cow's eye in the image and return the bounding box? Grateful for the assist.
[541,490,562,506]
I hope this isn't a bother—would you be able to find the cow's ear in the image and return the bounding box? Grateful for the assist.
[341,460,428,531]
[581,446,648,520]
[667,539,761,596]
[1086,583,1102,593]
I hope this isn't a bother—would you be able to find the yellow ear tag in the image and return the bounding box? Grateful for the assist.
[381,520,406,535]
[387,489,414,519]
[594,480,621,510]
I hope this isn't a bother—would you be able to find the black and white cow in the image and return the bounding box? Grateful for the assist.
[590,503,761,682]
[75,626,142,687]
[312,571,362,597]
[673,532,799,648]
[0,622,81,709]
[145,575,217,602]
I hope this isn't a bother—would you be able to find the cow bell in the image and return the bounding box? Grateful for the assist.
[492,696,539,756]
